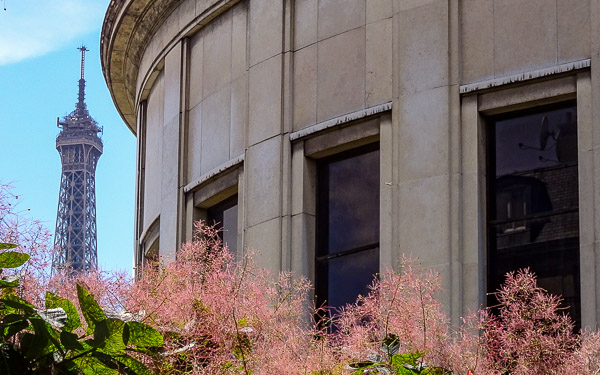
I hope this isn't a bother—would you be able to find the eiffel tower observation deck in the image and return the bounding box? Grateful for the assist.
[52,46,103,274]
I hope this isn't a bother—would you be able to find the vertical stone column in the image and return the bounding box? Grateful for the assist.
[134,100,147,274]
[586,0,600,329]
[280,0,294,272]
[393,0,461,320]
[577,70,596,329]
[159,43,183,261]
[179,38,190,246]
[290,140,316,281]
[459,93,487,317]
[244,0,286,271]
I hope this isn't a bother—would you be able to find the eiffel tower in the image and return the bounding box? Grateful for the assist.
[52,46,103,273]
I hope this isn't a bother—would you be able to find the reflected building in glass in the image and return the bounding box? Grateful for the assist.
[488,104,580,326]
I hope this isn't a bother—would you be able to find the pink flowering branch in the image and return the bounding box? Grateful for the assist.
[3,183,598,374]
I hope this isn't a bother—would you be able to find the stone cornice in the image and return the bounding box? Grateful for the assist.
[459,59,591,94]
[289,102,393,141]
[101,0,185,133]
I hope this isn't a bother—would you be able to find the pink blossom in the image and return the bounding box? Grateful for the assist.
[2,183,597,374]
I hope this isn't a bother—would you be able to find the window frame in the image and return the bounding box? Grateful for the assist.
[206,193,239,254]
[314,142,381,312]
[137,215,160,275]
[458,71,594,319]
[288,109,392,318]
[183,159,244,258]
[485,101,581,326]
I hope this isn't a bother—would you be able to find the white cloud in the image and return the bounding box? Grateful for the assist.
[0,0,107,65]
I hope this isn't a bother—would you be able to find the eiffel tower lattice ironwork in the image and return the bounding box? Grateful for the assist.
[52,45,103,274]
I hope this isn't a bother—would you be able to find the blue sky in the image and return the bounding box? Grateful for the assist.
[0,1,136,274]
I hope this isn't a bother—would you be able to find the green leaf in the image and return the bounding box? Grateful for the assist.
[123,346,160,357]
[111,354,153,375]
[60,330,84,351]
[0,243,17,250]
[93,319,110,347]
[391,352,422,368]
[4,320,29,340]
[124,321,163,348]
[0,251,29,269]
[1,294,36,315]
[29,317,63,356]
[74,356,120,375]
[46,291,82,332]
[94,319,126,354]
[20,330,49,361]
[2,313,26,325]
[122,322,130,345]
[2,314,29,339]
[77,283,106,334]
[50,360,81,375]
[233,334,252,360]
[92,351,153,375]
[395,367,420,375]
[0,279,19,289]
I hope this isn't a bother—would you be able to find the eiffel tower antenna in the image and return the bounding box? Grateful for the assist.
[76,45,88,110]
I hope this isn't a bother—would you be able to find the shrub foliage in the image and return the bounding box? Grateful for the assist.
[2,183,600,374]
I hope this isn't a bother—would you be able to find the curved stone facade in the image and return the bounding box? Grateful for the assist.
[103,0,600,328]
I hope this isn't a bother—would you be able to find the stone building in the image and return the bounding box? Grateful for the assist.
[101,0,600,328]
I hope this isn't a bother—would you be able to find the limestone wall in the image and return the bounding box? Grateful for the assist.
[461,0,590,84]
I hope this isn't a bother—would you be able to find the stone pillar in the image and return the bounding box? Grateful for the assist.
[393,0,461,321]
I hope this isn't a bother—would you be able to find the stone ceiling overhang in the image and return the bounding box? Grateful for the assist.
[101,0,241,134]
[101,0,185,134]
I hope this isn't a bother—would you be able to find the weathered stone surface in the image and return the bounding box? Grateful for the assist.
[201,86,231,174]
[293,44,317,131]
[494,0,557,76]
[317,27,366,122]
[318,0,365,41]
[245,136,282,227]
[248,56,282,146]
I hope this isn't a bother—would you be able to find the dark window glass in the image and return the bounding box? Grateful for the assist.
[487,103,580,328]
[316,247,379,310]
[144,238,160,270]
[316,144,379,314]
[207,195,238,254]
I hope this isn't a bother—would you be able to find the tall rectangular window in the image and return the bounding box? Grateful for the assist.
[487,103,580,326]
[207,195,238,254]
[316,144,379,313]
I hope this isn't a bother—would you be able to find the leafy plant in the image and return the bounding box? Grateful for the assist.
[6,183,600,374]
[0,242,163,374]
[347,334,449,374]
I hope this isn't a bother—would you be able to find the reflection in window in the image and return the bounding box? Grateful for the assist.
[316,144,379,315]
[487,103,580,327]
[207,195,238,254]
